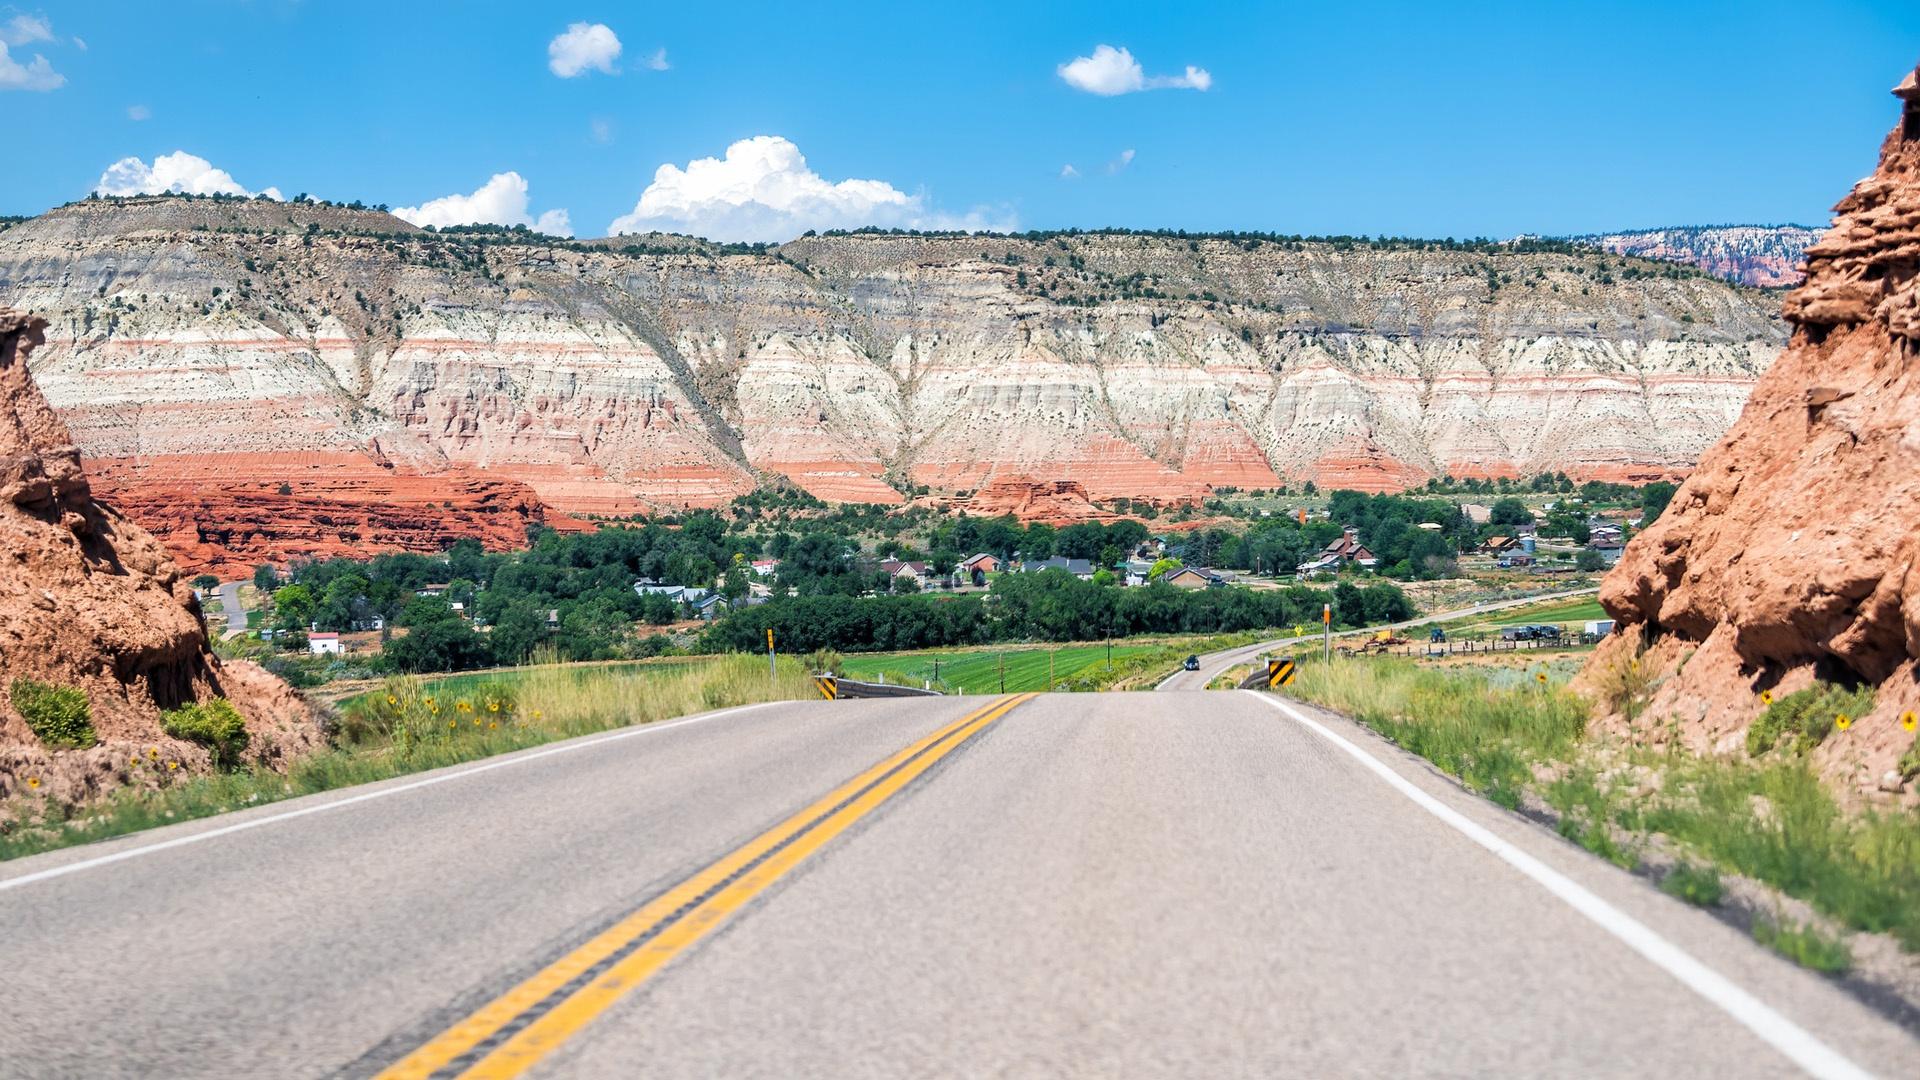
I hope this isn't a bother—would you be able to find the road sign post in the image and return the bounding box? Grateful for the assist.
[766,627,776,682]
[1323,603,1332,662]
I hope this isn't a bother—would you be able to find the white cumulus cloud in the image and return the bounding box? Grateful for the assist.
[1060,164,1080,180]
[94,151,281,199]
[1057,44,1211,96]
[1,14,53,46]
[1106,148,1136,174]
[391,172,573,237]
[548,22,620,78]
[608,135,1011,243]
[0,40,60,89]
[644,47,669,71]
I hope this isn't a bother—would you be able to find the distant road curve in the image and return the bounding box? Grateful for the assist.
[215,580,249,638]
[1153,586,1601,691]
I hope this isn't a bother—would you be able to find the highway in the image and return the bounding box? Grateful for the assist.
[215,580,250,637]
[3,692,1915,1078]
[1155,587,1601,691]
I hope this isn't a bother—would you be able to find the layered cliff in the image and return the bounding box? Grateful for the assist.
[0,308,315,812]
[1576,225,1821,288]
[0,198,1785,570]
[1590,69,1920,797]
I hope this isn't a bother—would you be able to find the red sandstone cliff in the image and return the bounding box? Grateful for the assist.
[0,309,316,810]
[1587,68,1920,798]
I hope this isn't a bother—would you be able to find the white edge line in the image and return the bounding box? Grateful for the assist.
[1245,691,1875,1080]
[0,700,791,894]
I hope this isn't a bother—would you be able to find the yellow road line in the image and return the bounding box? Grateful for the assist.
[377,693,1035,1080]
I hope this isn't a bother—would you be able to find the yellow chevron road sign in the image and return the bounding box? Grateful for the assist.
[1267,657,1297,688]
[813,674,839,700]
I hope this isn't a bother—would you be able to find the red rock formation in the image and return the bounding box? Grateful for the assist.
[951,477,1199,525]
[84,453,588,578]
[0,310,317,811]
[1587,69,1920,797]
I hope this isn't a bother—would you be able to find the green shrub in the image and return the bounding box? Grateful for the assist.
[1660,861,1725,907]
[1751,916,1851,974]
[9,678,95,749]
[161,699,250,769]
[1746,683,1875,757]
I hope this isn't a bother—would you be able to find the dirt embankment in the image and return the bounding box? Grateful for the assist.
[1583,66,1920,801]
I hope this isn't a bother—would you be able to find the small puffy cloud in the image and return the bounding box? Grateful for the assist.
[70,35,84,50]
[1106,148,1136,174]
[548,22,620,78]
[589,117,614,144]
[1,14,53,45]
[609,135,1012,243]
[391,171,573,237]
[1058,44,1211,96]
[127,104,150,121]
[0,41,60,89]
[644,47,668,71]
[1060,164,1080,180]
[95,151,281,199]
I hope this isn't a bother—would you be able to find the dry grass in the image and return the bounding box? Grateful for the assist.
[0,650,815,862]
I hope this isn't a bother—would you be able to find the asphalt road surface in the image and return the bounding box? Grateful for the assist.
[215,580,249,635]
[1155,587,1601,691]
[3,691,1915,1079]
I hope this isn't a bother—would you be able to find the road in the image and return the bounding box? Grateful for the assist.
[215,580,249,637]
[3,691,1914,1078]
[1155,586,1601,691]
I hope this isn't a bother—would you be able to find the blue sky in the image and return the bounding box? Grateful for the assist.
[5,1,1919,241]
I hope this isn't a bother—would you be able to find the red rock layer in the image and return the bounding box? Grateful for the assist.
[1585,70,1920,798]
[0,310,316,811]
[83,453,587,578]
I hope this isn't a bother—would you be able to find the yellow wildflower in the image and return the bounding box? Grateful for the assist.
[167,761,178,770]
[26,777,39,789]
[387,696,398,706]
[488,722,497,730]
[1903,711,1917,733]
[1759,690,1774,706]
[148,747,159,758]
[488,702,500,713]
[1835,713,1852,731]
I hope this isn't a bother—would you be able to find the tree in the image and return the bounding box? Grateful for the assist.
[1148,557,1182,581]
[1640,481,1678,526]
[272,583,316,630]
[385,617,493,673]
[1489,497,1533,528]
[1575,549,1608,572]
[490,600,548,665]
[253,564,280,592]
[192,574,220,592]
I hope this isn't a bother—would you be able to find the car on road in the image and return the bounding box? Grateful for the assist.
[1182,655,1201,671]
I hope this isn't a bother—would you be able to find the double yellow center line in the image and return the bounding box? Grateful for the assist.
[378,693,1036,1080]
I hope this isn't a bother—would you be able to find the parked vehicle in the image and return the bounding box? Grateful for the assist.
[1500,626,1533,642]
[1530,624,1563,640]
[1429,626,1446,643]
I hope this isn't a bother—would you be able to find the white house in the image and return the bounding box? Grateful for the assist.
[308,632,343,656]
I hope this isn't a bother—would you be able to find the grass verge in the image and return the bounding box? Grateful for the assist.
[0,654,813,863]
[1283,655,1920,962]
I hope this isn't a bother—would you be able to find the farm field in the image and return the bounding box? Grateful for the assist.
[841,642,1169,694]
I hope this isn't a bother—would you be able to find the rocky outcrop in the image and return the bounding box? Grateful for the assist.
[1577,225,1822,288]
[0,308,316,812]
[1588,68,1920,798]
[0,198,1785,569]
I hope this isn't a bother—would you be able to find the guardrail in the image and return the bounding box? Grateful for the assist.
[811,674,944,700]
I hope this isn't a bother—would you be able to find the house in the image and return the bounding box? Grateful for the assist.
[1121,559,1155,587]
[633,580,714,613]
[1461,502,1493,525]
[1481,536,1519,555]
[750,558,781,577]
[956,553,999,586]
[691,593,729,621]
[1163,566,1228,589]
[1590,524,1625,545]
[1321,526,1379,569]
[416,583,449,597]
[1295,553,1342,576]
[1021,556,1095,580]
[1590,542,1627,567]
[545,609,561,630]
[308,632,343,656]
[878,559,933,588]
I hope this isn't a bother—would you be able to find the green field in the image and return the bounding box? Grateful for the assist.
[840,643,1164,694]
[339,657,706,707]
[1433,595,1608,639]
